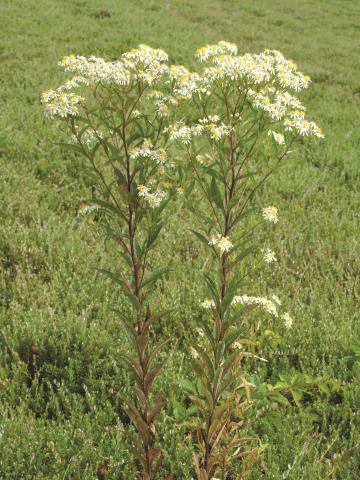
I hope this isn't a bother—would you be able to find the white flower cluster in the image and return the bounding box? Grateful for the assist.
[231,294,293,328]
[42,45,172,118]
[262,247,277,264]
[42,90,84,118]
[167,42,323,138]
[200,298,216,309]
[146,90,178,118]
[196,41,238,62]
[208,234,233,254]
[282,312,293,329]
[262,206,279,224]
[137,185,166,208]
[249,88,324,138]
[284,109,324,137]
[130,140,167,165]
[59,54,131,86]
[232,294,281,317]
[58,45,168,87]
[168,116,232,145]
[198,46,310,91]
[169,65,205,99]
[167,122,192,144]
[194,116,232,142]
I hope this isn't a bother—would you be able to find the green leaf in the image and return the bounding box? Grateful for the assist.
[99,269,141,311]
[189,229,209,247]
[124,400,149,442]
[55,142,83,154]
[201,272,219,303]
[141,267,168,289]
[290,389,303,408]
[226,245,257,269]
[210,177,223,210]
[92,198,122,216]
[146,221,164,250]
[178,378,197,394]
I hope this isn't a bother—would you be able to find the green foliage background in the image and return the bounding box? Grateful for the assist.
[0,0,359,478]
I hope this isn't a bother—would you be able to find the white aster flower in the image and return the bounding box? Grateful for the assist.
[137,185,166,208]
[282,312,293,329]
[217,236,233,254]
[261,299,278,316]
[168,122,192,144]
[208,123,232,141]
[196,41,238,62]
[200,298,216,309]
[262,247,277,264]
[262,206,279,224]
[208,233,233,253]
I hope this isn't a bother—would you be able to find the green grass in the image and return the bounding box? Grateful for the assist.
[1,0,360,478]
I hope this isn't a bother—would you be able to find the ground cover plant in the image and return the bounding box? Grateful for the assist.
[1,0,360,479]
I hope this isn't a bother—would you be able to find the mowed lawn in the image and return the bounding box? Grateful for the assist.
[0,0,359,478]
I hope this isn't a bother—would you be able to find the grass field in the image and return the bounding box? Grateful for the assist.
[1,0,360,478]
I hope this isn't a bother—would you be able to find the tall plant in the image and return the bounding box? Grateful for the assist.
[169,41,323,479]
[41,45,180,479]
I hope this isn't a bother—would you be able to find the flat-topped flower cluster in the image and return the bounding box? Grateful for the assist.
[42,41,324,148]
[168,41,323,141]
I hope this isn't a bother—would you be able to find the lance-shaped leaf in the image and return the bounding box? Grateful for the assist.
[146,221,164,250]
[119,352,142,387]
[146,339,170,370]
[226,245,257,269]
[55,142,84,155]
[124,399,150,444]
[141,266,168,290]
[189,395,208,420]
[192,344,214,378]
[99,269,141,311]
[144,365,163,394]
[223,327,243,350]
[147,398,165,423]
[209,177,223,210]
[222,349,242,377]
[201,272,219,304]
[91,198,123,217]
[189,229,210,248]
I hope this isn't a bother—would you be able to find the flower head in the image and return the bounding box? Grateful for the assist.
[137,185,165,208]
[218,236,233,254]
[262,247,277,264]
[262,206,279,224]
[200,298,216,309]
[208,234,233,254]
[282,312,293,329]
